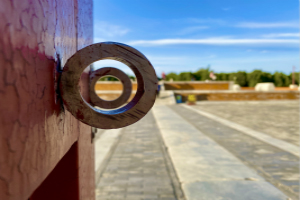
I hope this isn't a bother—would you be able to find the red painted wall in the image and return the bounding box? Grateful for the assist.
[0,0,94,199]
[30,143,80,200]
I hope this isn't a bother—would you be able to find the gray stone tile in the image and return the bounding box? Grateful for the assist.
[170,104,299,199]
[183,181,288,200]
[192,100,299,146]
[96,112,179,200]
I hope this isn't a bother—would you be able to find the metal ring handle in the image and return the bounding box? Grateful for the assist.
[60,42,157,129]
[89,67,132,109]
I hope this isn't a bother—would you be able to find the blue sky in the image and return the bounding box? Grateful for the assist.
[93,0,299,76]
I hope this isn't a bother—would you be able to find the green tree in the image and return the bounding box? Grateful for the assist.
[288,72,300,85]
[99,75,119,81]
[247,70,273,87]
[162,68,298,87]
[229,71,248,86]
[127,74,136,81]
[215,73,230,81]
[273,72,289,87]
[166,72,179,81]
[193,67,210,81]
[178,72,193,81]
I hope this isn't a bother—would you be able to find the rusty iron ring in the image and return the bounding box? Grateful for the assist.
[89,67,132,109]
[60,42,157,129]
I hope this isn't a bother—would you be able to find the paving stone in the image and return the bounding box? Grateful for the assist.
[192,100,299,146]
[96,112,178,200]
[183,181,288,200]
[171,104,299,200]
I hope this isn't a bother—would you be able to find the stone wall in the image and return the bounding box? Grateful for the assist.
[176,91,299,102]
[164,81,232,90]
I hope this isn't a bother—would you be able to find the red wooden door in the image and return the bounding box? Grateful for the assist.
[0,0,95,199]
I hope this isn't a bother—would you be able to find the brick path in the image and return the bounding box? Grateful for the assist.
[96,112,180,200]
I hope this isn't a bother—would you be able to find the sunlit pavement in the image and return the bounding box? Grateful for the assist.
[95,100,299,200]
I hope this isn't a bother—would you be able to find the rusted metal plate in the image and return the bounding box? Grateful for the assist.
[60,42,157,129]
[90,67,132,109]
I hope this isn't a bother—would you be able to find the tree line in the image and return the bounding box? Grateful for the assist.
[165,68,299,87]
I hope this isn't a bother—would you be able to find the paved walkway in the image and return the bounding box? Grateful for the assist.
[155,91,176,105]
[193,100,299,146]
[96,112,183,200]
[95,100,299,200]
[170,104,299,200]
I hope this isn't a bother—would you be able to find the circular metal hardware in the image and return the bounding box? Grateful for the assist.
[60,42,157,129]
[89,67,132,109]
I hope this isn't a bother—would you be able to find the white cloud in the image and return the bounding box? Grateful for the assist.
[92,56,189,75]
[222,7,231,11]
[147,56,187,65]
[145,56,189,74]
[262,33,299,38]
[177,26,209,35]
[163,54,298,74]
[260,50,268,53]
[94,21,130,38]
[186,18,226,25]
[93,59,134,75]
[128,38,298,47]
[236,21,299,28]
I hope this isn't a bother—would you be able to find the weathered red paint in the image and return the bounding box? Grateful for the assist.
[0,0,94,199]
[30,143,80,200]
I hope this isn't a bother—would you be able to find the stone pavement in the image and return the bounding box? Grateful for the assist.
[170,104,299,200]
[192,100,299,146]
[95,100,299,200]
[95,112,184,200]
[155,91,176,105]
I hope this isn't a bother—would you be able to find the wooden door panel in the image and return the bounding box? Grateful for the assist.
[0,0,94,199]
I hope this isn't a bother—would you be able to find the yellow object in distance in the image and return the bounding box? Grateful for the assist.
[188,94,196,102]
